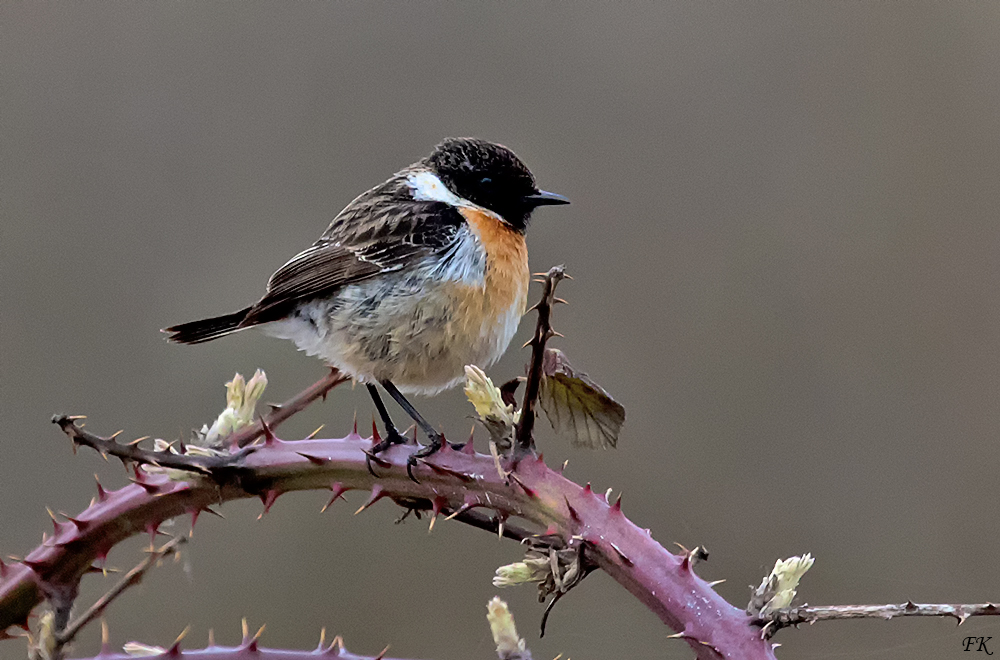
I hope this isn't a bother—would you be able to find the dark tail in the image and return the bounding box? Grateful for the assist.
[163,306,254,344]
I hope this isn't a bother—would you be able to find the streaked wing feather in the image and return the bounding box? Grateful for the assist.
[241,182,464,326]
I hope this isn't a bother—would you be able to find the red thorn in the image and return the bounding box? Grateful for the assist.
[544,524,559,536]
[259,416,277,447]
[297,452,330,465]
[129,478,161,495]
[189,508,200,534]
[325,635,345,656]
[610,542,634,566]
[583,483,593,495]
[95,475,108,502]
[21,557,44,571]
[374,644,390,660]
[258,489,281,517]
[680,554,691,572]
[418,459,473,482]
[460,438,476,455]
[353,412,358,436]
[564,496,580,522]
[0,558,7,578]
[508,473,537,497]
[612,495,622,513]
[361,449,391,468]
[354,485,385,515]
[536,452,545,465]
[410,425,418,445]
[371,417,381,444]
[145,521,161,546]
[322,482,348,513]
[431,496,447,518]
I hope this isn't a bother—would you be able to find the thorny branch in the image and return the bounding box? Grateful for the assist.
[760,601,1000,636]
[47,537,187,659]
[2,412,774,660]
[516,265,567,454]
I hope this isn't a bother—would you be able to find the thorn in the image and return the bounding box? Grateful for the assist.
[201,505,225,519]
[297,452,330,465]
[583,483,593,496]
[417,459,473,481]
[374,644,390,660]
[429,496,446,533]
[548,330,565,339]
[352,410,358,436]
[166,625,191,655]
[63,514,91,532]
[108,430,124,442]
[129,477,161,495]
[327,635,345,656]
[521,338,533,349]
[509,473,537,497]
[305,425,325,440]
[145,522,162,548]
[259,416,277,447]
[354,485,385,515]
[707,579,726,588]
[127,436,149,446]
[0,558,6,578]
[267,402,283,412]
[611,494,622,513]
[316,628,328,652]
[444,503,472,521]
[461,437,476,455]
[321,482,348,513]
[101,619,110,651]
[410,425,418,444]
[560,459,569,473]
[189,509,200,537]
[497,515,506,540]
[553,297,569,305]
[361,449,391,468]
[371,416,381,444]
[258,490,281,518]
[604,487,613,503]
[609,542,633,566]
[208,629,215,647]
[241,618,250,643]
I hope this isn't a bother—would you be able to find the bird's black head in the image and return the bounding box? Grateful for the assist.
[424,137,568,231]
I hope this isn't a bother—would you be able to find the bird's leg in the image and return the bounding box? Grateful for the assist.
[366,383,407,476]
[380,380,446,482]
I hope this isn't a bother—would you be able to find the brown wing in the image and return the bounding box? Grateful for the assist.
[241,177,465,326]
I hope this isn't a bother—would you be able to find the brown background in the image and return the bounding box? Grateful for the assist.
[3,3,1000,659]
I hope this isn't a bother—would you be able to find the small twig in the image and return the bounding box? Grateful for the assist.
[516,266,567,453]
[54,536,186,653]
[760,601,1000,637]
[227,368,348,448]
[52,416,253,474]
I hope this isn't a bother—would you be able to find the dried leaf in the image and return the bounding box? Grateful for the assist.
[538,349,624,449]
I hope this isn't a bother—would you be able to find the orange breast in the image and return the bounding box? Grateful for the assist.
[458,206,529,313]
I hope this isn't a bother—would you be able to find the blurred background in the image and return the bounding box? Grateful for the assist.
[3,3,1000,658]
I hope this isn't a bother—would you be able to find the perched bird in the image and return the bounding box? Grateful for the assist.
[165,137,568,475]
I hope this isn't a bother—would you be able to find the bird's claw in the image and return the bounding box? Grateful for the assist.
[365,428,406,477]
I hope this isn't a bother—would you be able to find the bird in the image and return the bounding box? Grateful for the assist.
[164,137,569,477]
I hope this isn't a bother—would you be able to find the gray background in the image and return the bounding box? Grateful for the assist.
[3,3,1000,659]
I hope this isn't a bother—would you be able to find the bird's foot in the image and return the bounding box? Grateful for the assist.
[406,432,446,483]
[365,427,407,477]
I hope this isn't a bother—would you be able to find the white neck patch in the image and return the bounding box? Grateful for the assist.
[406,170,468,207]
